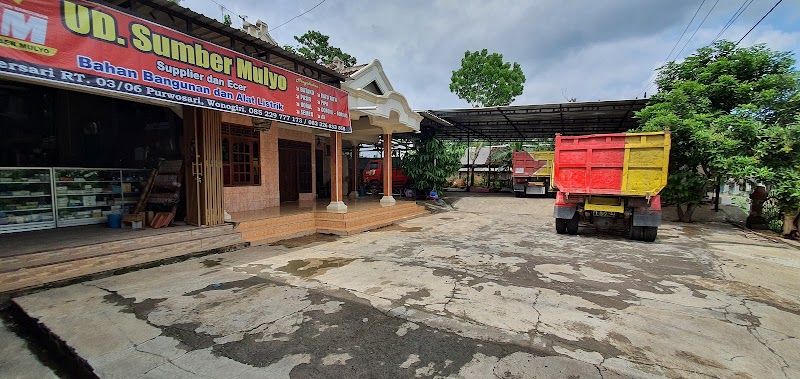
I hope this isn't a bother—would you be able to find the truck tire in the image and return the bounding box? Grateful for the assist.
[515,192,523,198]
[555,218,567,234]
[368,180,381,196]
[566,212,579,235]
[628,226,643,241]
[641,226,658,242]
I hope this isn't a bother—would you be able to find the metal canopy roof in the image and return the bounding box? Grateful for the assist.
[405,99,647,141]
[105,0,347,86]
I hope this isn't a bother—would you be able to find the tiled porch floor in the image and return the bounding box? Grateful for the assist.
[229,197,417,223]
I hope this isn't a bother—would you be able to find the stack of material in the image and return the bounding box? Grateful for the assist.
[146,160,183,229]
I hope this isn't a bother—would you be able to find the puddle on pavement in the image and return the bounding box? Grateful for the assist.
[278,257,356,278]
[201,259,221,267]
[274,234,340,248]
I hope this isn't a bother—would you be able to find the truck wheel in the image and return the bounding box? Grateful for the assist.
[628,226,643,241]
[515,192,523,198]
[555,218,567,234]
[566,212,579,235]
[368,180,380,196]
[641,227,658,242]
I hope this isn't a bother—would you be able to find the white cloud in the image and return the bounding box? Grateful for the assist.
[179,0,799,109]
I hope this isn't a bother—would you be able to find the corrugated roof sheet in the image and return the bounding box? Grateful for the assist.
[404,99,648,141]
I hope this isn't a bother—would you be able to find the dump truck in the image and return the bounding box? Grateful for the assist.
[512,151,554,197]
[552,131,671,242]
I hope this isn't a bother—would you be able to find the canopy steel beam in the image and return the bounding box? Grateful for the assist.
[497,107,524,139]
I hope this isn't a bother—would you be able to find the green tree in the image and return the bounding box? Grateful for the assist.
[285,30,357,67]
[450,49,526,107]
[636,41,799,222]
[223,14,232,27]
[401,126,464,194]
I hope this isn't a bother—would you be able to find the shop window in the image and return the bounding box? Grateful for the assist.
[221,124,260,186]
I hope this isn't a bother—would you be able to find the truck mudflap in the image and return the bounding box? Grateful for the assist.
[554,206,577,219]
[526,185,546,195]
[553,191,580,219]
[630,195,662,227]
[632,211,661,227]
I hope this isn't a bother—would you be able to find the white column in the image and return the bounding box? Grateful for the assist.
[326,131,347,213]
[380,133,396,206]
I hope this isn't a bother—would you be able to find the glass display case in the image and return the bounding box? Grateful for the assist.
[0,167,56,233]
[53,168,150,227]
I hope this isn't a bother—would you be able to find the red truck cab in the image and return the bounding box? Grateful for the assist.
[362,159,411,195]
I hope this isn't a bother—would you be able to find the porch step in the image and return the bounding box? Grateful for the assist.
[317,203,428,235]
[0,225,245,294]
[236,216,317,245]
[236,202,428,246]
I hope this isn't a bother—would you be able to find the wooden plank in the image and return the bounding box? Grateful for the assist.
[132,169,157,215]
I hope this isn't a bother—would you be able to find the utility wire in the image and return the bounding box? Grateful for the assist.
[711,0,754,43]
[636,0,707,98]
[674,0,720,59]
[270,0,329,32]
[206,0,245,23]
[663,0,707,69]
[204,0,329,34]
[735,0,783,46]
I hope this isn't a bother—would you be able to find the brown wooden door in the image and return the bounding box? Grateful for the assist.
[279,148,299,202]
[278,140,311,202]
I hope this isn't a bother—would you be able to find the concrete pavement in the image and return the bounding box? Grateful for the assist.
[10,194,800,378]
[0,318,60,379]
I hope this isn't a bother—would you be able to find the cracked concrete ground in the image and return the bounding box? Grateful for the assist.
[9,194,800,378]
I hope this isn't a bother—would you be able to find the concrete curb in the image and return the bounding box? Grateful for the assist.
[731,224,800,251]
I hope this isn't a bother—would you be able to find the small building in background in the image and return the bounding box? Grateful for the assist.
[455,145,511,189]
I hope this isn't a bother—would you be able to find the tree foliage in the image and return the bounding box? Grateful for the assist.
[223,14,232,26]
[401,127,464,194]
[450,49,526,107]
[284,30,356,67]
[635,41,800,221]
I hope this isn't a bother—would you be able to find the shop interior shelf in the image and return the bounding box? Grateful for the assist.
[0,181,51,184]
[57,217,107,227]
[58,204,113,209]
[0,221,54,226]
[56,192,115,196]
[56,180,122,183]
[0,194,52,198]
[1,207,53,213]
[0,221,57,231]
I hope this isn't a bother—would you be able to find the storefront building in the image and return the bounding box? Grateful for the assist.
[0,0,359,234]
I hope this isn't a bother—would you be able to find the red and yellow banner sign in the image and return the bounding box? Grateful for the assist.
[0,0,351,132]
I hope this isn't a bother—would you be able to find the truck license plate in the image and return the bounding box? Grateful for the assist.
[592,211,616,217]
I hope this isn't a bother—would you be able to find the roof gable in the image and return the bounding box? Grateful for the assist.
[344,60,394,94]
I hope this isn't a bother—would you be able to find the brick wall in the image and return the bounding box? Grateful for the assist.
[221,114,317,213]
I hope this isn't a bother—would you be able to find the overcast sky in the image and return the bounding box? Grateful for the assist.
[181,0,799,110]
